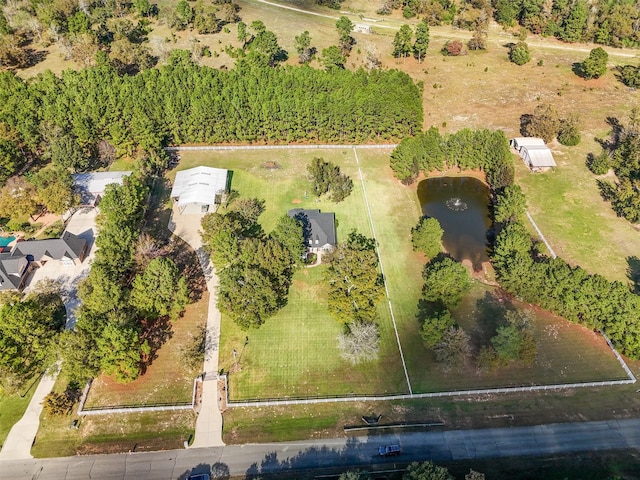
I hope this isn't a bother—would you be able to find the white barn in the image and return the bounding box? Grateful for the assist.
[510,137,546,152]
[520,145,557,172]
[170,166,229,214]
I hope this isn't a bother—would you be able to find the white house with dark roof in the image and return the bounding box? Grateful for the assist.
[287,209,337,254]
[72,171,132,207]
[170,166,229,214]
[0,231,87,290]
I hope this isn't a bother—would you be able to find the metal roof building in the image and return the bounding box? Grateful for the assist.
[170,166,229,214]
[72,171,132,206]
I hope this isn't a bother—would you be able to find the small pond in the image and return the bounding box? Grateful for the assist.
[417,176,491,269]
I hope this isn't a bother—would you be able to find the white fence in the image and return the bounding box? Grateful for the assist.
[165,144,398,151]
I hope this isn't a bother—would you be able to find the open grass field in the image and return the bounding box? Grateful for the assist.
[177,147,629,403]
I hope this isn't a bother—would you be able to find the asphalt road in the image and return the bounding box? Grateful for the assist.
[4,418,640,479]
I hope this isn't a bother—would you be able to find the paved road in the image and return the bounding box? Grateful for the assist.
[4,418,640,479]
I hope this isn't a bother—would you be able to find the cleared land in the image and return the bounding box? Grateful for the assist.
[177,147,628,403]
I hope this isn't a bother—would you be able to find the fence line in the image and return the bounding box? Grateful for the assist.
[352,146,412,395]
[165,144,398,152]
[224,331,636,408]
[525,211,557,258]
[77,377,202,416]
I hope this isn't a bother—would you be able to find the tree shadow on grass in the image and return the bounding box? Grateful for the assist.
[169,237,208,303]
[628,256,640,294]
[471,291,515,349]
[139,314,174,375]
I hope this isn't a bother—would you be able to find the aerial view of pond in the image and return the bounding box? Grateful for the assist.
[417,176,491,269]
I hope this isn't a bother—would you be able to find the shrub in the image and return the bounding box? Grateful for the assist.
[411,217,443,258]
[580,47,608,80]
[615,64,640,88]
[442,40,466,56]
[587,151,610,175]
[557,114,582,146]
[509,42,530,65]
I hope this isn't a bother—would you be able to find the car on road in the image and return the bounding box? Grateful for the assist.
[378,444,401,457]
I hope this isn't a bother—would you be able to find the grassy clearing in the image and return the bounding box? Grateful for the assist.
[515,137,640,283]
[32,407,195,457]
[175,148,408,399]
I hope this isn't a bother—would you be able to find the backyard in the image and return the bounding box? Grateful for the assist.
[177,147,630,403]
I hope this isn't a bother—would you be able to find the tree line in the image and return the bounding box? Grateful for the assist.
[60,172,189,384]
[390,127,513,189]
[0,60,422,182]
[378,0,640,49]
[491,182,640,359]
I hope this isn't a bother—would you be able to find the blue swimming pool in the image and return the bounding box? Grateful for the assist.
[0,236,15,247]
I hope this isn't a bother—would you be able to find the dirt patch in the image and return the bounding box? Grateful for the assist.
[291,198,302,204]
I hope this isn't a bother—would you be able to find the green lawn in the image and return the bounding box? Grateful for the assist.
[178,147,628,402]
[0,376,39,449]
[516,136,640,284]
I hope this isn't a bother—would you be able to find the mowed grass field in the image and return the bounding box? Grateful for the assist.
[0,376,38,449]
[177,147,629,401]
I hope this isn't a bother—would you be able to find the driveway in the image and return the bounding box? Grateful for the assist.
[168,207,224,447]
[24,207,98,329]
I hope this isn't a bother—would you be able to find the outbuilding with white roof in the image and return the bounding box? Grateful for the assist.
[170,166,229,214]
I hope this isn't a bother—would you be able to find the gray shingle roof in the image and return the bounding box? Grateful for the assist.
[11,231,87,262]
[287,209,337,248]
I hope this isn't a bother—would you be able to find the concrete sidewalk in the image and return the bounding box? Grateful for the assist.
[0,364,60,460]
[169,209,224,448]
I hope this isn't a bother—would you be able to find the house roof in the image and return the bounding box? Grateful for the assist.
[73,171,132,205]
[0,253,27,290]
[521,145,557,168]
[170,166,229,207]
[11,232,87,261]
[511,137,546,149]
[287,209,337,247]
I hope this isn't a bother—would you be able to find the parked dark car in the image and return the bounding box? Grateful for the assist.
[378,444,401,457]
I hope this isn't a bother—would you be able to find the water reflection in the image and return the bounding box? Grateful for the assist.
[417,177,491,270]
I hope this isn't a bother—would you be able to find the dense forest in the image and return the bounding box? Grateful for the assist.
[0,60,422,181]
[381,0,640,48]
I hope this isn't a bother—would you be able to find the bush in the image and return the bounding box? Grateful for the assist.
[580,47,608,80]
[615,64,640,88]
[509,42,530,65]
[587,151,610,175]
[442,40,466,56]
[411,217,443,258]
[557,114,582,146]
